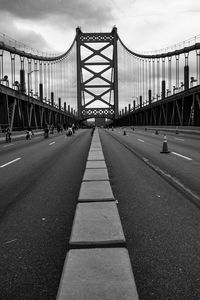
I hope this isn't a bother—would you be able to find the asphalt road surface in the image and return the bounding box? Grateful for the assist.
[99,128,200,300]
[0,129,91,299]
[0,127,200,299]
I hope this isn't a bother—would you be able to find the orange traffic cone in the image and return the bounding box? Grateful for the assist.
[160,134,170,153]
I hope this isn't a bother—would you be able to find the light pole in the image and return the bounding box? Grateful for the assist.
[0,75,9,86]
[190,76,197,88]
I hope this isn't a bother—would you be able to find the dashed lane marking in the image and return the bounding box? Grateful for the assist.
[171,151,192,161]
[0,157,21,168]
[137,139,145,143]
[3,143,14,147]
[174,138,185,141]
[49,142,55,145]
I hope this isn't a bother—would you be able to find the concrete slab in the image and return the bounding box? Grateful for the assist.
[92,137,100,141]
[69,202,125,246]
[56,248,139,300]
[87,153,104,161]
[89,147,102,151]
[86,160,107,169]
[90,147,102,151]
[89,150,104,155]
[78,181,114,201]
[90,142,101,148]
[83,168,109,181]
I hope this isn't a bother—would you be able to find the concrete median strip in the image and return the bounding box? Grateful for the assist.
[86,160,107,168]
[69,202,126,247]
[78,180,114,202]
[57,128,139,299]
[87,152,105,160]
[83,168,109,181]
[56,248,139,300]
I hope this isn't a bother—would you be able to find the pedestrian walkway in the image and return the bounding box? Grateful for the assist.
[56,128,139,300]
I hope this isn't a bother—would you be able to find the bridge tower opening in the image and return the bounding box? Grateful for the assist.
[76,26,119,123]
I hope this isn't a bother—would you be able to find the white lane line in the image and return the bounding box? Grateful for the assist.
[137,139,145,143]
[174,138,185,141]
[3,143,14,147]
[49,142,55,145]
[171,151,192,161]
[0,157,21,168]
[3,238,18,245]
[143,157,200,202]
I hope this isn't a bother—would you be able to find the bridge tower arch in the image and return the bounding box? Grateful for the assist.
[76,27,118,121]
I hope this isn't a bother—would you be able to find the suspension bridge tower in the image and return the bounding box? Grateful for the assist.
[76,26,119,122]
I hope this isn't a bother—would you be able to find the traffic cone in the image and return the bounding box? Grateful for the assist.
[160,134,170,153]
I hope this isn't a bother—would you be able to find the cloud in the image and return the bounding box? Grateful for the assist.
[0,0,115,25]
[0,0,199,55]
[0,0,118,53]
[115,0,200,53]
[0,13,52,54]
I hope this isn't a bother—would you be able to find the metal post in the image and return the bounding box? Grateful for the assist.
[161,80,166,99]
[184,65,189,90]
[58,97,61,110]
[148,89,152,104]
[140,96,142,108]
[39,83,43,102]
[51,92,54,106]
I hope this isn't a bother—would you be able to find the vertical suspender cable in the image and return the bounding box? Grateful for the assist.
[157,58,160,100]
[10,53,15,86]
[149,59,151,103]
[176,55,179,91]
[168,57,172,95]
[152,59,155,101]
[196,50,200,85]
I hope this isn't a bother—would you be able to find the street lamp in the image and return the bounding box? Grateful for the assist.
[13,80,20,90]
[166,89,171,97]
[0,75,9,86]
[34,92,38,99]
[190,76,197,87]
[173,86,178,94]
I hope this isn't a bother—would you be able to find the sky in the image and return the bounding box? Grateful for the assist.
[0,0,200,55]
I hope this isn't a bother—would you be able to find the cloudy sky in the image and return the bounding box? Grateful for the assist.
[0,0,200,54]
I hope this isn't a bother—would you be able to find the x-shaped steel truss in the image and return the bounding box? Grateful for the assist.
[76,28,118,119]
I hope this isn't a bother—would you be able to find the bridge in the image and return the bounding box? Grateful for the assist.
[0,29,200,299]
[0,27,200,130]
